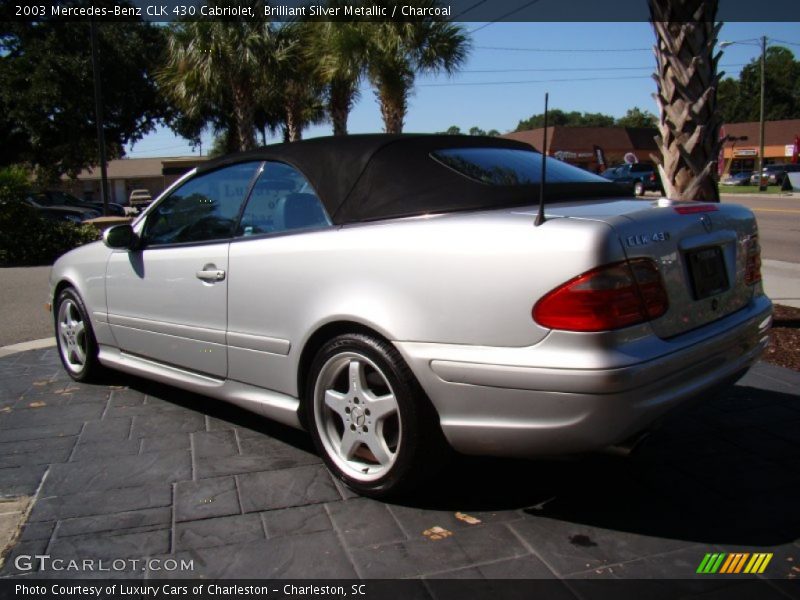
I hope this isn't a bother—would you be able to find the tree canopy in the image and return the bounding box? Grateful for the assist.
[717,45,800,124]
[512,107,658,132]
[0,17,167,181]
[515,109,615,131]
[616,107,658,128]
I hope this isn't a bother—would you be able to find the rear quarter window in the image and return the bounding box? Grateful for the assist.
[431,148,609,185]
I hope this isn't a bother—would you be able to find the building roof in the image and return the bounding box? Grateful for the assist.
[67,156,205,180]
[722,119,800,147]
[503,126,658,154]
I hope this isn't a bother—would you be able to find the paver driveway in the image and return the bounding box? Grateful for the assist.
[0,348,799,589]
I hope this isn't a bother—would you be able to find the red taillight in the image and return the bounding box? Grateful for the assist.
[673,204,719,214]
[744,234,762,285]
[533,259,669,332]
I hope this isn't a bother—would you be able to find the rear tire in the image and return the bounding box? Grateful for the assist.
[633,180,645,196]
[54,287,105,382]
[306,333,447,498]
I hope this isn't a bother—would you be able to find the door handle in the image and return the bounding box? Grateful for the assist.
[196,268,226,282]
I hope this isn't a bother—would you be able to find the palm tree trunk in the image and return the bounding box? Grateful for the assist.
[285,106,303,142]
[329,79,353,136]
[232,85,256,151]
[377,82,407,134]
[649,0,722,202]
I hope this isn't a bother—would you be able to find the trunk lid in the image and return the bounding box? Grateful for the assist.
[532,198,761,339]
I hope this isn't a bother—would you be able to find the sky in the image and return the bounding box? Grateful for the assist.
[125,21,800,158]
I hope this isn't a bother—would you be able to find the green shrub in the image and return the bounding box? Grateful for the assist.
[0,165,100,266]
[0,165,31,204]
[0,201,100,266]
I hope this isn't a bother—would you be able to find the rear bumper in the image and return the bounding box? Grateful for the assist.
[395,295,772,458]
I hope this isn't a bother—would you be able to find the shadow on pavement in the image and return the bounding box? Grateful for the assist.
[393,384,800,547]
[115,369,800,549]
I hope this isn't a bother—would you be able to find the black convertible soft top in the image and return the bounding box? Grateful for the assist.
[199,134,628,225]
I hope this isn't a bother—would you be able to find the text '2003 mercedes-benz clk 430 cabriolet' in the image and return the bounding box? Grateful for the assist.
[50,134,772,496]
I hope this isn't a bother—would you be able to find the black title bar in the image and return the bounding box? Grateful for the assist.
[4,0,800,22]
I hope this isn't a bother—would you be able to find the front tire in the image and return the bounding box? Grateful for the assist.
[306,333,446,498]
[54,287,104,382]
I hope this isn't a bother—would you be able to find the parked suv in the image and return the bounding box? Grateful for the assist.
[601,162,664,196]
[754,163,800,186]
[128,189,153,210]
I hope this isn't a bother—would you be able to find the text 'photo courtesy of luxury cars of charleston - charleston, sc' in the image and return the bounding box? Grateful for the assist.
[13,584,367,597]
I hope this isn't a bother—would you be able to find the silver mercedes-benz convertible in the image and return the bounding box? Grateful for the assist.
[50,134,772,496]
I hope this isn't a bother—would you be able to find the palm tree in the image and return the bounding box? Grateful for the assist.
[159,17,282,152]
[649,0,722,201]
[308,15,369,136]
[271,22,327,142]
[364,1,469,134]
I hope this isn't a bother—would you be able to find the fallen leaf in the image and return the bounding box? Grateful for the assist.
[528,496,557,511]
[422,526,452,541]
[455,511,481,525]
[0,407,11,413]
[28,401,46,408]
[32,381,48,387]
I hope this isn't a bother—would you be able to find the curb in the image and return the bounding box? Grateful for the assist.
[0,337,56,359]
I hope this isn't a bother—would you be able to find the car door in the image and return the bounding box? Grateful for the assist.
[226,161,333,395]
[106,162,262,378]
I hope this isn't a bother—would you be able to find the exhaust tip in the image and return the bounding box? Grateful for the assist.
[602,430,653,457]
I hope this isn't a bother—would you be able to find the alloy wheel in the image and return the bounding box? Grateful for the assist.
[313,352,402,482]
[57,298,87,375]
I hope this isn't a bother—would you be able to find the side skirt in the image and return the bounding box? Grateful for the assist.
[97,345,303,429]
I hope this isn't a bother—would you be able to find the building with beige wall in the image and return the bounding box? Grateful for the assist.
[59,157,207,205]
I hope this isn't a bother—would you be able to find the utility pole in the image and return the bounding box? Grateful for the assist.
[758,35,767,192]
[90,20,110,215]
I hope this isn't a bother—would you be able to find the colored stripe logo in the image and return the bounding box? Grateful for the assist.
[696,553,773,574]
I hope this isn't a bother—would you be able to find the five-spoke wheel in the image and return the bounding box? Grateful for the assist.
[306,333,446,497]
[314,352,401,482]
[54,288,103,382]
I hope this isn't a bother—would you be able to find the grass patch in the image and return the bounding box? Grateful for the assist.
[719,185,785,194]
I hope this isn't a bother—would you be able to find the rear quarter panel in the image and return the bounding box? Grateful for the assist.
[226,209,626,396]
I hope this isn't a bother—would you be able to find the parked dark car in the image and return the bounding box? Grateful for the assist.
[770,164,800,186]
[751,164,800,186]
[31,190,126,217]
[24,194,100,223]
[601,162,664,196]
[721,171,753,186]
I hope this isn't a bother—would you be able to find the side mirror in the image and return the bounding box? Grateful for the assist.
[102,224,137,250]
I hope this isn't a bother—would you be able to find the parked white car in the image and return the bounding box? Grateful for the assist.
[50,135,772,496]
[128,189,152,210]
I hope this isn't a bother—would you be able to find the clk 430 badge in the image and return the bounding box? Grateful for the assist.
[626,231,670,247]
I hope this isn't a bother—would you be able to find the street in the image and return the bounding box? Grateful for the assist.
[720,193,800,264]
[0,267,51,347]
